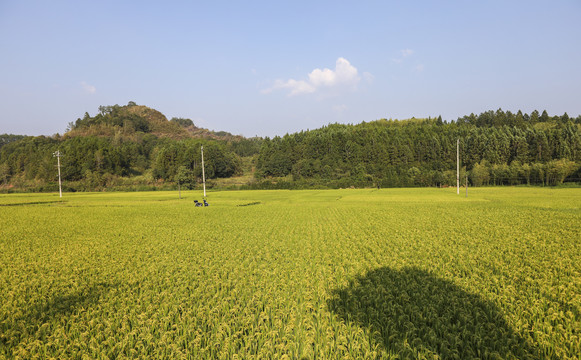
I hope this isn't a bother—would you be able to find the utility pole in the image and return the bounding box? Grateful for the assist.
[201,145,206,198]
[53,150,63,198]
[457,139,460,195]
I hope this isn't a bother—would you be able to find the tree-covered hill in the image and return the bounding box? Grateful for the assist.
[65,102,245,142]
[255,110,581,188]
[0,103,262,192]
[1,106,580,192]
[66,103,186,139]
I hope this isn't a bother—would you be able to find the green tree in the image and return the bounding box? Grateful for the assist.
[491,163,509,185]
[529,110,539,124]
[531,163,545,185]
[545,159,578,185]
[0,163,10,184]
[521,163,531,185]
[170,117,194,128]
[175,165,193,199]
[508,161,522,185]
[470,161,490,186]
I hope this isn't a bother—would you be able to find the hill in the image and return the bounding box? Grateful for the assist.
[0,103,260,192]
[1,105,580,192]
[65,102,244,142]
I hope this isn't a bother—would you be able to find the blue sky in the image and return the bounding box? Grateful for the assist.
[1,1,580,137]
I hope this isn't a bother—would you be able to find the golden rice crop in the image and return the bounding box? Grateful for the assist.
[0,188,579,359]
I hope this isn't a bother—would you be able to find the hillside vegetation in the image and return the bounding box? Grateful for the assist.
[255,110,581,188]
[1,105,580,192]
[0,102,262,192]
[66,102,244,141]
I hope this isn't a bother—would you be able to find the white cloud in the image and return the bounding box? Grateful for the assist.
[263,58,363,96]
[81,81,96,94]
[415,64,425,73]
[392,48,414,63]
[401,49,414,57]
[266,79,316,96]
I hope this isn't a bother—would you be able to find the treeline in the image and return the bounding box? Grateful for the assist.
[0,134,27,149]
[255,109,581,188]
[2,107,580,192]
[0,103,263,192]
[0,134,252,191]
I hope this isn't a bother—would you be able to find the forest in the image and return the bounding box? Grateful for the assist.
[1,105,580,192]
[256,110,581,188]
[0,103,259,192]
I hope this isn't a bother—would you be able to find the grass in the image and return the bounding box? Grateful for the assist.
[0,187,579,359]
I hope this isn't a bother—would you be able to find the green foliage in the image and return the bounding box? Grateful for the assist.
[255,110,581,187]
[0,134,27,150]
[0,104,247,191]
[71,104,153,133]
[227,137,263,157]
[2,107,580,192]
[0,163,10,184]
[169,117,194,128]
[151,140,241,181]
[0,188,579,358]
[175,165,194,190]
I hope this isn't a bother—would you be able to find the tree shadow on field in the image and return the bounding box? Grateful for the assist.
[327,267,553,359]
[28,282,113,318]
[1,282,114,354]
[0,200,64,207]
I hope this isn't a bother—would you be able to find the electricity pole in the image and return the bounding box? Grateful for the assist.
[201,145,206,198]
[457,139,460,195]
[53,150,63,198]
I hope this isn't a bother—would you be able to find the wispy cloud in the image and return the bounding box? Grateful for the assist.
[363,71,374,83]
[81,81,96,94]
[267,78,316,96]
[263,58,364,96]
[392,48,414,63]
[401,49,414,57]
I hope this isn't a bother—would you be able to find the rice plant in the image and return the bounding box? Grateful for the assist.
[0,188,579,359]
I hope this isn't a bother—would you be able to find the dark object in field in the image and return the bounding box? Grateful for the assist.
[194,200,203,207]
[237,201,261,207]
[203,199,209,206]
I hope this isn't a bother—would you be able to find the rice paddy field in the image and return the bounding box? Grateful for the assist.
[0,188,579,359]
